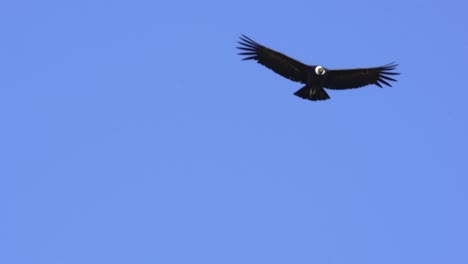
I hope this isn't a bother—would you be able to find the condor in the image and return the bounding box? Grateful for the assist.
[237,35,399,101]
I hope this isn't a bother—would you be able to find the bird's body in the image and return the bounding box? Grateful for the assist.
[297,65,330,100]
[237,35,399,101]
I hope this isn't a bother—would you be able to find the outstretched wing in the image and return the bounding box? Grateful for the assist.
[323,63,399,90]
[237,35,308,83]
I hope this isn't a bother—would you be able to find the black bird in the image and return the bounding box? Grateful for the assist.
[237,35,399,101]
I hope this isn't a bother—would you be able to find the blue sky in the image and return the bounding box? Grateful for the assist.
[2,0,468,263]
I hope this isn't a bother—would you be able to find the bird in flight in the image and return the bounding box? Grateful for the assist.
[237,35,399,101]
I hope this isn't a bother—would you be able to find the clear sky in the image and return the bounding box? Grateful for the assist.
[2,0,468,263]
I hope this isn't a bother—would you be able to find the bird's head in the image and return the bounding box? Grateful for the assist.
[315,66,326,76]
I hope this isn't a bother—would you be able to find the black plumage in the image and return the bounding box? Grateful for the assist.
[237,35,399,101]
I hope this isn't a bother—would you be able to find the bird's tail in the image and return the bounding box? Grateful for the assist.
[294,86,330,101]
